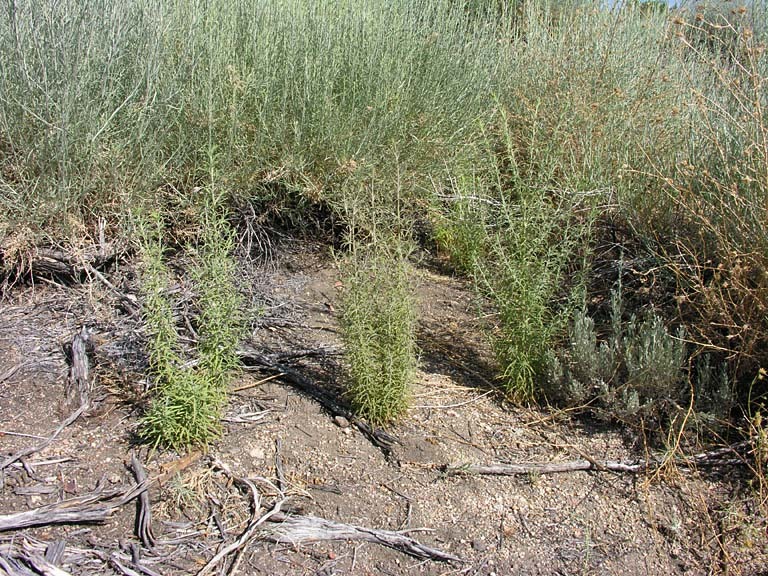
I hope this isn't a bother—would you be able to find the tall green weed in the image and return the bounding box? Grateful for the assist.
[340,236,417,425]
[138,189,243,451]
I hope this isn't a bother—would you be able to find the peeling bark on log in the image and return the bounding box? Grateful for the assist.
[24,248,115,281]
[0,480,148,533]
[265,512,463,563]
[65,327,93,411]
[238,346,398,455]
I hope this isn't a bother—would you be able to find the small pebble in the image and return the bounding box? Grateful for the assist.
[334,415,350,428]
[248,446,265,460]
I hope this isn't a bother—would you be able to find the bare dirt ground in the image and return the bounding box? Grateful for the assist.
[1,240,766,575]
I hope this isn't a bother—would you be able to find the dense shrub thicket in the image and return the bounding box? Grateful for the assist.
[1,0,766,443]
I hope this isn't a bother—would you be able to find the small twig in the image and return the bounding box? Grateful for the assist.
[8,458,73,469]
[447,440,757,479]
[222,410,271,424]
[0,406,87,473]
[0,431,49,440]
[274,439,286,493]
[84,263,139,315]
[230,373,284,393]
[435,193,502,207]
[0,364,26,385]
[413,390,494,410]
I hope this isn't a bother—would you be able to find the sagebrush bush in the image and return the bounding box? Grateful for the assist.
[544,288,694,426]
[0,0,503,245]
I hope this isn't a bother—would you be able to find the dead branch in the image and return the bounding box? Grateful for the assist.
[27,247,116,281]
[0,537,164,576]
[238,346,398,455]
[0,480,148,533]
[153,450,203,485]
[0,540,70,576]
[264,512,463,563]
[0,406,87,474]
[274,439,286,493]
[444,459,648,477]
[0,552,71,576]
[198,459,286,576]
[128,454,156,549]
[443,441,754,478]
[0,554,35,576]
[65,327,93,411]
[83,263,140,316]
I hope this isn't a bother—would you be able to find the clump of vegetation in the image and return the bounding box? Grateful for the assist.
[137,188,243,451]
[3,0,768,477]
[434,114,592,403]
[544,289,691,427]
[339,233,418,426]
[480,184,587,403]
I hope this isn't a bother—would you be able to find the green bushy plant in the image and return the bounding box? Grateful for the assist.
[430,171,493,274]
[138,188,243,451]
[340,235,418,426]
[193,190,245,386]
[480,185,582,402]
[446,113,593,403]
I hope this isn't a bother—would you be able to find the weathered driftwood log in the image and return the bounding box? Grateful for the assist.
[265,512,463,563]
[0,480,148,533]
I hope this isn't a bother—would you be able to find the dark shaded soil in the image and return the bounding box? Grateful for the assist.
[1,242,766,575]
